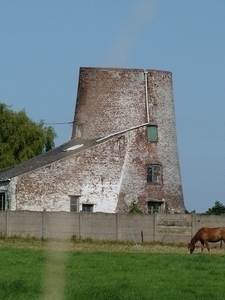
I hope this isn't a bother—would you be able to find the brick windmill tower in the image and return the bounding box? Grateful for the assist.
[72,67,185,213]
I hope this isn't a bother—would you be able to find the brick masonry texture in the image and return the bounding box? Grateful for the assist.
[72,68,146,139]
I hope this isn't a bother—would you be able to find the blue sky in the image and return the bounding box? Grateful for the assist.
[1,0,225,213]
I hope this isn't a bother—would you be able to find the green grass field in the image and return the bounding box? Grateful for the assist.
[0,238,224,300]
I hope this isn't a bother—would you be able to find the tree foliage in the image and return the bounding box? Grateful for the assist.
[129,200,143,214]
[0,103,57,171]
[204,201,225,215]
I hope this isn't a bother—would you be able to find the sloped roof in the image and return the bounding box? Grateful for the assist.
[0,122,148,180]
[0,138,97,179]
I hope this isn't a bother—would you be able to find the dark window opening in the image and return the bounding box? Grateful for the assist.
[148,201,164,214]
[82,204,94,213]
[147,125,158,142]
[0,193,6,211]
[70,196,79,212]
[147,165,161,184]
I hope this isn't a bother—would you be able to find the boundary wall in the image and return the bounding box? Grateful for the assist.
[0,211,225,245]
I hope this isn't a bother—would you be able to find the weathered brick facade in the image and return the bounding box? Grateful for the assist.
[0,67,185,213]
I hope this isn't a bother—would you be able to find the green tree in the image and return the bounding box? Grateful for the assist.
[204,201,225,215]
[0,103,57,170]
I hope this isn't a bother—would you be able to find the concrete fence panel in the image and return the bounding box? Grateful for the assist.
[116,214,154,243]
[193,214,225,232]
[45,211,79,239]
[7,211,43,237]
[80,213,117,241]
[0,211,6,234]
[156,214,192,243]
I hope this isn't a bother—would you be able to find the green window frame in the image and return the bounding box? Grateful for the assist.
[147,125,158,142]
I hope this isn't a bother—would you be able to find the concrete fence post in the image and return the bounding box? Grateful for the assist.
[42,210,46,239]
[116,213,119,241]
[6,210,9,237]
[79,212,83,239]
[153,213,157,241]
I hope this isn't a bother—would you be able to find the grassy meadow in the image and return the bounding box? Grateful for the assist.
[0,237,224,300]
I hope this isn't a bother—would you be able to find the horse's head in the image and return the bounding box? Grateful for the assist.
[187,243,195,254]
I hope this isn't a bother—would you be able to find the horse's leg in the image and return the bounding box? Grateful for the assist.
[201,242,204,254]
[220,239,223,249]
[204,241,210,254]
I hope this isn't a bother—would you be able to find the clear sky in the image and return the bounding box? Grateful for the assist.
[1,0,225,213]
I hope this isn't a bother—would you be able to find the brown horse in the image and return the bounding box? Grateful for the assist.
[188,227,225,254]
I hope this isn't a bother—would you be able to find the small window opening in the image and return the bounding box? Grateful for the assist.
[82,204,94,213]
[147,125,158,142]
[0,193,6,211]
[147,165,161,184]
[70,196,79,212]
[148,201,164,214]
